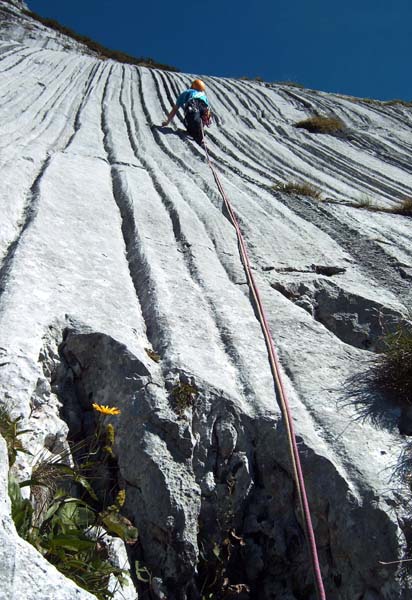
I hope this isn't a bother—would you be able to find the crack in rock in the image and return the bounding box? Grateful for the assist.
[271,276,408,351]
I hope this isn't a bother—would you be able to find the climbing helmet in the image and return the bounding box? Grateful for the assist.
[191,79,206,92]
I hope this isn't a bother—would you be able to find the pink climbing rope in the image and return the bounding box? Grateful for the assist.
[201,133,327,600]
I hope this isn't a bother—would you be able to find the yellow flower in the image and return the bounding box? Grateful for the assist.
[92,403,121,416]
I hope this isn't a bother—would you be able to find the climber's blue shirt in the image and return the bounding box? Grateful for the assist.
[176,89,209,108]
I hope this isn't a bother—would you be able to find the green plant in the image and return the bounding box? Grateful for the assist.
[100,489,138,544]
[8,472,34,539]
[39,492,126,598]
[6,405,136,599]
[375,321,412,404]
[10,460,134,598]
[272,181,322,200]
[0,405,31,466]
[171,382,198,416]
[294,115,346,134]
[134,560,152,584]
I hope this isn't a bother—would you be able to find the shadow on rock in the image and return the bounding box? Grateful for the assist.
[339,361,402,434]
[151,124,188,139]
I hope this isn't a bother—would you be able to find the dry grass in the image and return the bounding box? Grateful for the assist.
[354,195,379,210]
[294,115,346,134]
[382,99,412,107]
[349,196,412,216]
[362,98,412,108]
[334,93,412,107]
[276,81,305,88]
[272,181,322,200]
[145,348,160,363]
[238,75,264,83]
[385,197,412,216]
[374,321,412,405]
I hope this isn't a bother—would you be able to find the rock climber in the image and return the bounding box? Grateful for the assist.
[162,78,212,145]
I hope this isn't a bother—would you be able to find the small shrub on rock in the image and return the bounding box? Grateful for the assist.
[385,197,412,217]
[294,115,346,134]
[350,196,412,216]
[171,382,198,416]
[375,321,412,404]
[272,181,322,200]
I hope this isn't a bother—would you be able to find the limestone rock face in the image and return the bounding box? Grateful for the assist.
[1,2,412,599]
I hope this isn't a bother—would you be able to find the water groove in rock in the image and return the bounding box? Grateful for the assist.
[0,154,51,294]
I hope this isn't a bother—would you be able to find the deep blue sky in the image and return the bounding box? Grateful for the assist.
[28,0,412,101]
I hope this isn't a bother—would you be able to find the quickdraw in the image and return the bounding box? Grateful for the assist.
[201,107,212,127]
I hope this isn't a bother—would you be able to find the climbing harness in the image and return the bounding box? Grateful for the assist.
[183,99,212,145]
[200,128,327,600]
[184,99,212,126]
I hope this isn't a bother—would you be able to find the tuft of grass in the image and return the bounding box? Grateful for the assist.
[375,321,412,404]
[238,75,264,83]
[294,115,346,135]
[385,197,412,217]
[382,99,412,107]
[145,348,160,363]
[354,194,379,210]
[348,195,412,216]
[22,9,179,71]
[340,95,412,108]
[277,81,305,88]
[272,181,322,200]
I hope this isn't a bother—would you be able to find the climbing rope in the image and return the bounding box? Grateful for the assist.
[201,131,327,600]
